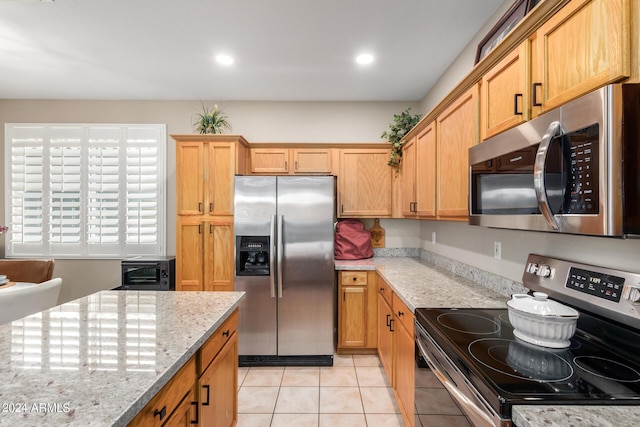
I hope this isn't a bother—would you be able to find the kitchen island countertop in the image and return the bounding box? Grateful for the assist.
[0,290,244,426]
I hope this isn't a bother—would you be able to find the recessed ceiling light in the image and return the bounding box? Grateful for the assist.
[356,53,374,65]
[215,54,234,66]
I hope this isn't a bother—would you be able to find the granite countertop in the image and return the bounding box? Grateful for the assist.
[336,255,640,427]
[0,290,245,427]
[335,257,510,310]
[512,405,640,427]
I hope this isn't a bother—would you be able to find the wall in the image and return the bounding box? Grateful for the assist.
[0,99,418,303]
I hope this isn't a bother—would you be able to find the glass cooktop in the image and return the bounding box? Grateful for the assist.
[416,307,640,403]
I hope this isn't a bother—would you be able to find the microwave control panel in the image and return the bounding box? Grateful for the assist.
[566,124,599,214]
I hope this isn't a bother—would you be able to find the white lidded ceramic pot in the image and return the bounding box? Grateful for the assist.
[507,292,579,348]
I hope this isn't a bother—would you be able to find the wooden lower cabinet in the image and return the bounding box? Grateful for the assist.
[337,271,378,353]
[128,357,197,427]
[377,290,394,383]
[177,217,234,292]
[163,389,197,427]
[393,296,415,427]
[128,310,239,427]
[198,333,238,427]
[376,274,415,427]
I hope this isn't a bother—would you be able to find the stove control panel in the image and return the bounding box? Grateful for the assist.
[523,254,640,330]
[566,267,624,303]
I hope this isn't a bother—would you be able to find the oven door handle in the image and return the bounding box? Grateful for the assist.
[534,120,562,231]
[425,358,495,427]
[416,326,496,427]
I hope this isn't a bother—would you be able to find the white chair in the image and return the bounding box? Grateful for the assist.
[0,278,63,325]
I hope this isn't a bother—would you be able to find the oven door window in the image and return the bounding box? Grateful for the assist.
[123,265,160,285]
[471,124,599,216]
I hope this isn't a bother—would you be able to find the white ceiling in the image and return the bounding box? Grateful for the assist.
[0,0,504,101]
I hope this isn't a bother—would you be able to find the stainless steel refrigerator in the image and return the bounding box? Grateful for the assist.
[234,176,335,366]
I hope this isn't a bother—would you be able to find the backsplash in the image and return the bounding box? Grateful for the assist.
[418,248,528,297]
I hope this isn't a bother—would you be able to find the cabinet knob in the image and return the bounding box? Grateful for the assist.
[352,277,357,282]
[379,287,385,291]
[398,311,404,317]
[154,406,166,420]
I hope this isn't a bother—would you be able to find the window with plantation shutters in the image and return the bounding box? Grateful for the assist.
[4,124,166,258]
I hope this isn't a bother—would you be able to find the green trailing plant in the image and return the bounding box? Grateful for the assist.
[381,108,422,170]
[193,104,232,134]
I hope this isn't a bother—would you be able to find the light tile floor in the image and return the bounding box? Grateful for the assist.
[237,354,472,427]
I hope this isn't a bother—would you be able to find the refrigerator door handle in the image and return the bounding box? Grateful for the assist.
[269,215,276,299]
[277,214,284,299]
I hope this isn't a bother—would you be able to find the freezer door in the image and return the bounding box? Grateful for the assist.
[277,176,336,355]
[234,176,277,356]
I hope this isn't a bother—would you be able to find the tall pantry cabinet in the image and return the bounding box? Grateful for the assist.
[173,134,249,292]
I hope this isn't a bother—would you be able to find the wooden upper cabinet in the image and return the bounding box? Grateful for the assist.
[531,0,630,117]
[176,142,204,216]
[175,135,247,216]
[401,137,417,217]
[250,148,290,173]
[436,85,479,219]
[292,148,332,173]
[339,148,392,217]
[250,147,333,174]
[481,42,529,140]
[415,122,437,218]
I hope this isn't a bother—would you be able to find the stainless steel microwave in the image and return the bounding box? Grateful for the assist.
[120,256,175,291]
[469,84,640,237]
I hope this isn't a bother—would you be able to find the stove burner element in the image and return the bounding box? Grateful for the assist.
[573,356,640,382]
[469,338,574,382]
[436,313,500,335]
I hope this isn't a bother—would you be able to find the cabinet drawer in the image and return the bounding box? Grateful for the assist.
[392,293,414,335]
[128,356,196,427]
[340,271,368,286]
[200,309,239,373]
[377,274,393,306]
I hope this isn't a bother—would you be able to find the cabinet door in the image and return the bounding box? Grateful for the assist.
[339,149,392,217]
[436,85,479,219]
[415,123,436,218]
[293,148,332,174]
[532,0,629,115]
[339,285,367,348]
[176,142,204,215]
[206,143,235,215]
[204,219,234,292]
[401,137,417,217]
[395,319,415,427]
[177,219,204,291]
[481,42,529,140]
[163,389,197,427]
[199,333,238,427]
[250,148,290,173]
[377,292,394,386]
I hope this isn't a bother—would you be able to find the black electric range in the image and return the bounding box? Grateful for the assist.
[415,254,640,427]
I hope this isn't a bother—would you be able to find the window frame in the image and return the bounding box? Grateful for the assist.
[4,123,167,259]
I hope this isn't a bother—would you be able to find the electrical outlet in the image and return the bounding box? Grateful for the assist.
[432,232,436,244]
[494,241,502,259]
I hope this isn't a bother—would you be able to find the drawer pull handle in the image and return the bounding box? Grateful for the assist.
[389,319,395,332]
[191,401,199,424]
[398,311,404,317]
[198,202,203,213]
[202,384,211,406]
[154,406,166,420]
[379,287,385,292]
[386,314,391,327]
[209,202,213,212]
[223,330,230,337]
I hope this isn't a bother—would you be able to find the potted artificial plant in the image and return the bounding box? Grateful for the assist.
[381,108,422,171]
[193,104,232,134]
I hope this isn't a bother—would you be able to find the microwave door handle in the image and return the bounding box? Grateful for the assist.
[269,215,276,298]
[534,121,562,231]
